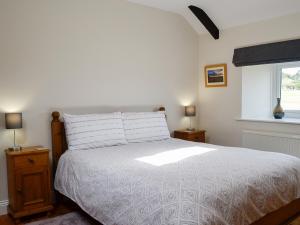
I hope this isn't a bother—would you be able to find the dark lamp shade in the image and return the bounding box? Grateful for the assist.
[185,106,196,117]
[5,113,22,129]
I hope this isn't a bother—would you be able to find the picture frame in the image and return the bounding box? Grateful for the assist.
[205,64,227,87]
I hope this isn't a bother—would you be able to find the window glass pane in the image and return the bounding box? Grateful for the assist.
[281,67,300,110]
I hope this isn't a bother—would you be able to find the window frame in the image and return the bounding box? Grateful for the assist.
[273,61,300,119]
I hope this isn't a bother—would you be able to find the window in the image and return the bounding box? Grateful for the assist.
[241,63,300,120]
[275,62,300,118]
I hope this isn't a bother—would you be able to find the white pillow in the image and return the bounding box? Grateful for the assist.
[63,112,127,150]
[122,111,170,143]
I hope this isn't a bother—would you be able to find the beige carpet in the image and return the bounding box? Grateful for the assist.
[25,212,98,225]
[289,217,300,225]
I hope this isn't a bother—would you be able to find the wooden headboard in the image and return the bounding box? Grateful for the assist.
[51,106,166,169]
[51,111,68,170]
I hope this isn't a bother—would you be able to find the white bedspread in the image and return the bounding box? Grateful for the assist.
[55,138,300,225]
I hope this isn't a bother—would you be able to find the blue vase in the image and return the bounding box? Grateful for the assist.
[273,98,284,119]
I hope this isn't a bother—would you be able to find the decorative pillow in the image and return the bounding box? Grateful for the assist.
[63,112,127,150]
[122,111,170,143]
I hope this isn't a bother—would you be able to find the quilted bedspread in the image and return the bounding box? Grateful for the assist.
[55,138,300,225]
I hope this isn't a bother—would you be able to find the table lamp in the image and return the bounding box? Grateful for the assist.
[5,113,22,151]
[185,105,196,131]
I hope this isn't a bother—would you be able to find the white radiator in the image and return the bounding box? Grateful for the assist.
[242,130,300,158]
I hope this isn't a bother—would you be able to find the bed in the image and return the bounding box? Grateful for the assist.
[51,110,300,225]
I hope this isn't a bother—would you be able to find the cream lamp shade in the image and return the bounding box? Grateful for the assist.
[5,113,22,129]
[185,105,196,117]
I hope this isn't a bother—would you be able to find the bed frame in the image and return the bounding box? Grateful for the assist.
[50,109,300,225]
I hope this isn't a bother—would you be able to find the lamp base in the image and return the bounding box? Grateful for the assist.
[186,128,195,132]
[8,146,21,151]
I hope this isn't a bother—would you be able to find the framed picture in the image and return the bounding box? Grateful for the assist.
[205,64,227,87]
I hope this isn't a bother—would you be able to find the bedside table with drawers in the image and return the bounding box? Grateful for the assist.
[6,147,53,223]
[174,130,206,143]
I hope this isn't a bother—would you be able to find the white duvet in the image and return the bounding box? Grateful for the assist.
[55,138,300,225]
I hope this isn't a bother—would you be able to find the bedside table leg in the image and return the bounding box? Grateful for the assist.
[14,218,21,225]
[47,211,52,217]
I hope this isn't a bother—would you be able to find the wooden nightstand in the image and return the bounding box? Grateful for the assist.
[174,130,206,143]
[6,147,53,223]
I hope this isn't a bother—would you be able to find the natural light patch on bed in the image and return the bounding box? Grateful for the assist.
[136,146,217,166]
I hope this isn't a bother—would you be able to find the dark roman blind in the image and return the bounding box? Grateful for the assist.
[233,39,300,67]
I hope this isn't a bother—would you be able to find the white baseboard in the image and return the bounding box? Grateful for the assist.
[0,200,8,215]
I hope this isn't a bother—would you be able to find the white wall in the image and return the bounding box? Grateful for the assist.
[0,0,199,209]
[198,12,300,146]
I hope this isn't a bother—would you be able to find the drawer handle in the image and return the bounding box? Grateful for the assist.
[27,158,35,164]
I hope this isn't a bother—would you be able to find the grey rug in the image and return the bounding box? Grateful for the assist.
[25,212,94,225]
[23,211,300,225]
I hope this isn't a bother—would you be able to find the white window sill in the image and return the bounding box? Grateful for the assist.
[236,117,300,125]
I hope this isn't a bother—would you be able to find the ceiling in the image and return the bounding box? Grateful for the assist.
[127,0,300,34]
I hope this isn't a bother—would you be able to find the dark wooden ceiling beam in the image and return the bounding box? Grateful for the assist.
[188,5,219,40]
